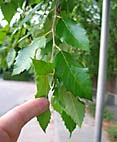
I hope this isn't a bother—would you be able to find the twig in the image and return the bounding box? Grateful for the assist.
[51,6,57,62]
[44,30,52,36]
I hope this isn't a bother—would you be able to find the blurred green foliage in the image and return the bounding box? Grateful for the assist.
[107,125,117,142]
[0,0,116,79]
[3,71,32,81]
[88,103,113,121]
[71,0,117,78]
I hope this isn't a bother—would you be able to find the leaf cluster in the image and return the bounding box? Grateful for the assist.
[0,0,93,135]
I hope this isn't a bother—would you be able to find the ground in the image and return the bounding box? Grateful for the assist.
[0,79,109,142]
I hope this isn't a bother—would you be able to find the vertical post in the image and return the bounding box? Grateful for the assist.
[94,0,110,142]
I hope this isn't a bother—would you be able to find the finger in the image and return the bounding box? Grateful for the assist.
[0,98,49,137]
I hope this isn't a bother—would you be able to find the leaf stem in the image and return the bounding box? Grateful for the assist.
[55,45,61,51]
[44,30,52,37]
[18,33,30,43]
[56,15,61,19]
[51,6,57,62]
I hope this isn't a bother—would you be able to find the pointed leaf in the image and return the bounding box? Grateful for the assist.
[51,89,76,135]
[37,109,51,131]
[59,91,85,127]
[13,36,46,75]
[55,51,92,100]
[33,54,52,132]
[56,18,89,51]
[62,111,76,135]
[1,2,18,23]
[33,60,52,131]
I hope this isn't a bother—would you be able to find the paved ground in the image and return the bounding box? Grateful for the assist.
[0,79,109,142]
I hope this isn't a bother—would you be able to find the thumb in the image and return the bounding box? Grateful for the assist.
[0,98,49,140]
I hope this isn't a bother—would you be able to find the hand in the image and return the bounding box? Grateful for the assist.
[0,98,49,142]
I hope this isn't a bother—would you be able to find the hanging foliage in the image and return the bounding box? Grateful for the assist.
[0,0,100,136]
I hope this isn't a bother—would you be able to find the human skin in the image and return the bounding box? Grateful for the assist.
[0,98,49,142]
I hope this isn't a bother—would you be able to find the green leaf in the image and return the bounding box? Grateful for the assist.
[13,36,46,75]
[61,0,76,12]
[35,75,50,98]
[41,40,52,55]
[17,0,24,7]
[28,0,43,5]
[56,18,89,51]
[51,89,63,114]
[1,2,18,23]
[0,0,3,6]
[33,59,54,75]
[55,51,92,100]
[33,60,52,131]
[10,0,24,7]
[19,3,43,27]
[51,89,76,135]
[6,48,16,68]
[37,109,51,132]
[59,91,85,127]
[51,96,62,114]
[0,46,7,53]
[33,60,53,98]
[0,25,9,44]
[62,111,76,136]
